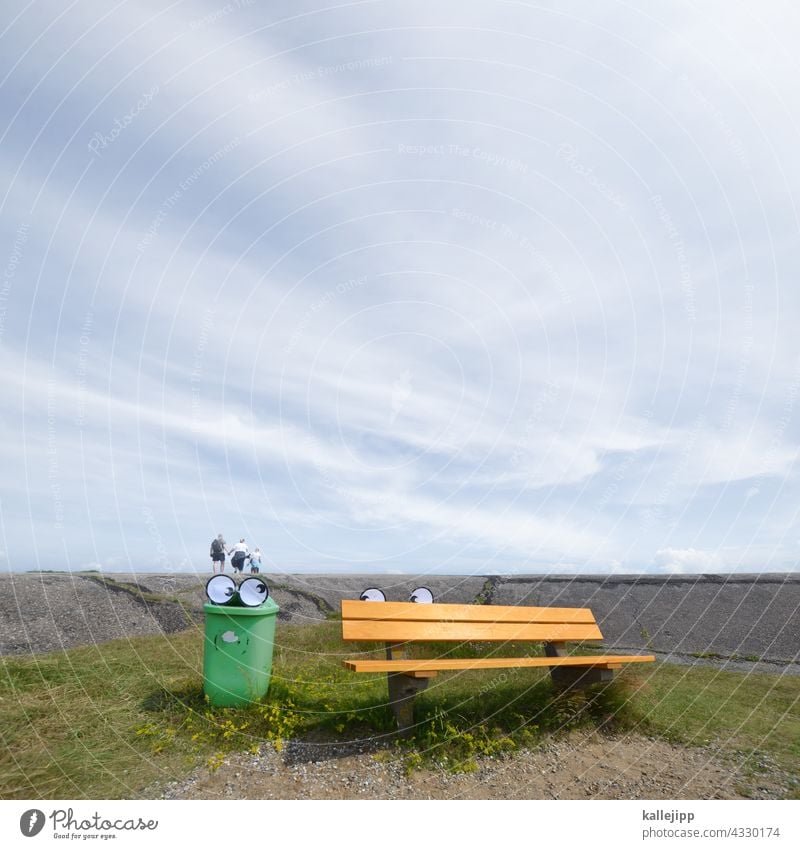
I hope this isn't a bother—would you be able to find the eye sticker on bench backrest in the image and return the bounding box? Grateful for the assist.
[359,588,386,602]
[409,587,434,604]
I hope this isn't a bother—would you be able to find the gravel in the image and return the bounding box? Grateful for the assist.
[158,730,794,800]
[3,572,799,670]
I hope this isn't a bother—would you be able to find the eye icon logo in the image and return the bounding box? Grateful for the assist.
[20,809,45,837]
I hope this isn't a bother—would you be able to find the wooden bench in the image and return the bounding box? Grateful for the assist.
[341,599,655,731]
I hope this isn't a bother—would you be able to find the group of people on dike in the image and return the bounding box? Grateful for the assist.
[209,534,262,574]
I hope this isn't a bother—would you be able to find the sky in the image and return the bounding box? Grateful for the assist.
[0,0,798,575]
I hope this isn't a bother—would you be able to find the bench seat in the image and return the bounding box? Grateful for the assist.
[342,654,653,674]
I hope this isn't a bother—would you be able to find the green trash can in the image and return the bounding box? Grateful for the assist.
[202,596,280,707]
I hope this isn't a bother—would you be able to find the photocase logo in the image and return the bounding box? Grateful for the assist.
[19,809,45,837]
[16,807,159,838]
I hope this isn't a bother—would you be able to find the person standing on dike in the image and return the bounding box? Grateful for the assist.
[210,534,226,572]
[229,538,249,574]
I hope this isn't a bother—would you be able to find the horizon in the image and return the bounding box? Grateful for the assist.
[12,567,799,579]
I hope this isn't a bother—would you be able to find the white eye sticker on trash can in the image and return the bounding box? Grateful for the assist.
[206,574,236,604]
[239,577,269,607]
[205,574,270,607]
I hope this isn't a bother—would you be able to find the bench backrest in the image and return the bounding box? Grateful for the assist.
[341,600,604,642]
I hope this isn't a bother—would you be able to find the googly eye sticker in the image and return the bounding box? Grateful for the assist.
[409,587,434,604]
[206,574,236,605]
[359,587,386,602]
[238,577,269,607]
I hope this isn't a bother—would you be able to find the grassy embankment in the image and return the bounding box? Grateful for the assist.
[1,621,798,799]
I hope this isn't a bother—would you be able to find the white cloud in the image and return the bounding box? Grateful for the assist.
[653,548,725,573]
[2,1,800,572]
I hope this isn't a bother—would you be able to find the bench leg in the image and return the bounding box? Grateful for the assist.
[545,641,615,692]
[549,665,615,691]
[387,672,429,734]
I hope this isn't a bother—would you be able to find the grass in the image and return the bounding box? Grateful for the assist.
[1,621,798,799]
[0,633,203,799]
[625,663,800,778]
[689,651,765,664]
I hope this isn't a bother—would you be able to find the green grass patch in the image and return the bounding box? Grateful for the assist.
[0,633,203,799]
[623,662,800,779]
[1,621,797,799]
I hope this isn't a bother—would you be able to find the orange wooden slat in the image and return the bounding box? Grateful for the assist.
[341,619,604,642]
[341,599,597,624]
[342,654,655,673]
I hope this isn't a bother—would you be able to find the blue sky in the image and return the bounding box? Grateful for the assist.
[1,0,798,574]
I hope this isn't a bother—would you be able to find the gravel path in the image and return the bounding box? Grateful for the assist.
[159,731,792,800]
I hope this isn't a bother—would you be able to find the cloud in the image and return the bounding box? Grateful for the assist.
[2,1,800,572]
[653,548,725,573]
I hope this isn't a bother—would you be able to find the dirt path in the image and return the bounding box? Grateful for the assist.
[159,731,788,800]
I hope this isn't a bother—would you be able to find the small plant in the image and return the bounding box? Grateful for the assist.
[206,752,225,771]
[401,705,530,774]
[134,721,177,754]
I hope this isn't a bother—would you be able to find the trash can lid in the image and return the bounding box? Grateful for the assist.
[203,596,279,616]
